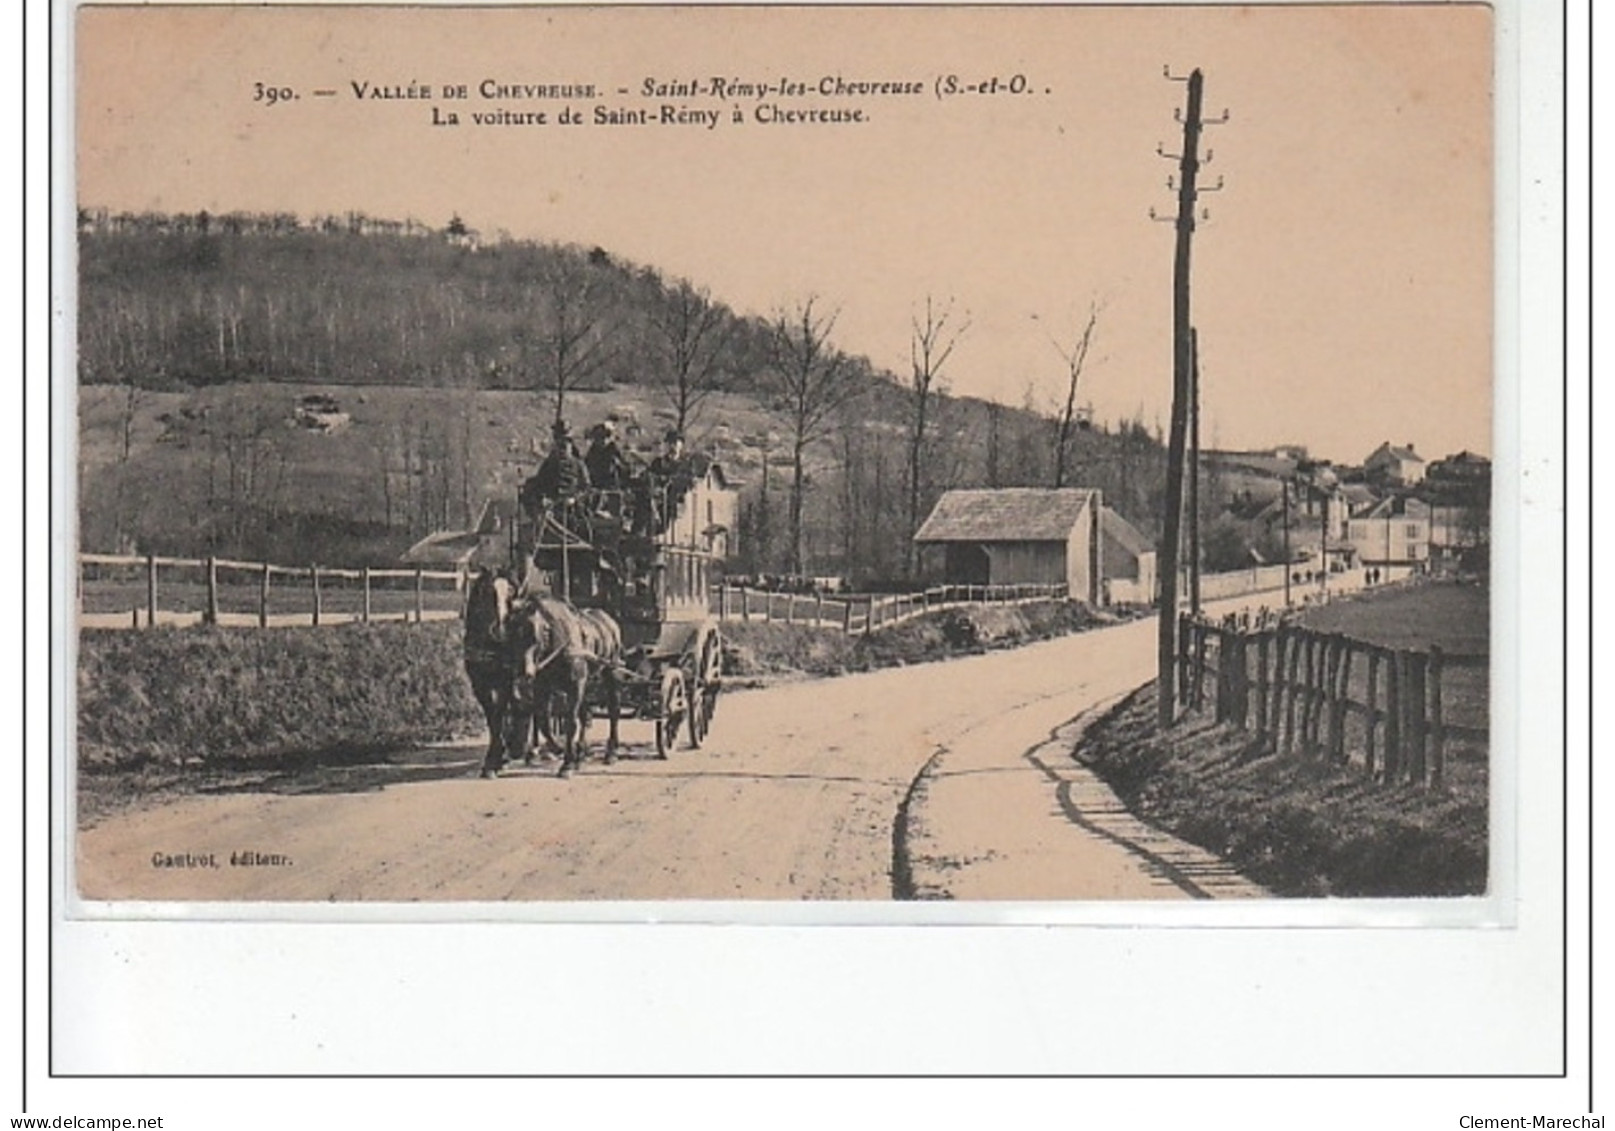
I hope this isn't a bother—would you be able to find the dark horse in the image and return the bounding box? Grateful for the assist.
[508,596,623,778]
[463,568,520,778]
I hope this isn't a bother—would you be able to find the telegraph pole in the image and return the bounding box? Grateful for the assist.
[1320,480,1330,598]
[1282,478,1292,608]
[1154,67,1225,729]
[1188,326,1201,618]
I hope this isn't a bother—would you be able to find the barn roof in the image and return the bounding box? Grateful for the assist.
[1340,483,1379,511]
[914,488,1097,543]
[474,497,518,537]
[1100,507,1154,558]
[1366,441,1425,465]
[400,530,481,566]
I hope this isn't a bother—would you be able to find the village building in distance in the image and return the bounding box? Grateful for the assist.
[1204,441,1490,582]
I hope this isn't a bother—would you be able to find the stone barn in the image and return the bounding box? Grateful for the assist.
[913,488,1104,604]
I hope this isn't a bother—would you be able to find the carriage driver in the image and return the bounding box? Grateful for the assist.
[520,419,592,529]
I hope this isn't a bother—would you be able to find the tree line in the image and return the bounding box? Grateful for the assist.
[78,209,1169,578]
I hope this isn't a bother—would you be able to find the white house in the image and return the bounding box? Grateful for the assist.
[1364,442,1427,487]
[1347,495,1430,567]
[661,456,740,561]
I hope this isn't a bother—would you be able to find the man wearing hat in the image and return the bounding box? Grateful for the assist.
[584,419,629,491]
[521,419,592,526]
[646,428,694,535]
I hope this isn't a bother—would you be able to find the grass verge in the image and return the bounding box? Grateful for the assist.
[1074,684,1487,898]
[77,621,484,770]
[721,599,1119,678]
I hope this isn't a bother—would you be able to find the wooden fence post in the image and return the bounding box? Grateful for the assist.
[1429,646,1446,787]
[1365,650,1380,778]
[415,568,425,623]
[740,587,750,622]
[1193,624,1209,712]
[1233,636,1246,723]
[842,599,853,633]
[146,553,158,628]
[1332,640,1353,763]
[1216,630,1231,722]
[784,592,795,626]
[1304,634,1323,753]
[205,555,220,626]
[1283,629,1302,755]
[259,563,271,628]
[1384,650,1403,783]
[1255,633,1271,748]
[815,592,824,626]
[865,597,875,634]
[311,564,322,627]
[361,566,372,624]
[1407,649,1428,785]
[1293,632,1309,751]
[1182,617,1195,707]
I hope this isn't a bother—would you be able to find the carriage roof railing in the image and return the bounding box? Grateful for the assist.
[524,484,712,558]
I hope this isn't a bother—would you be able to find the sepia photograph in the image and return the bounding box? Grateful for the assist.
[67,3,1497,909]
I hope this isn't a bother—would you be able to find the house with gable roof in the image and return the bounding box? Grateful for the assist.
[913,488,1155,606]
[1364,441,1427,487]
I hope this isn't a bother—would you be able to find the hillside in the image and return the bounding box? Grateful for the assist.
[77,211,1169,574]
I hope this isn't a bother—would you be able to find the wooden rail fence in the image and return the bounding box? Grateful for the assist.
[711,583,1069,636]
[80,553,1070,636]
[77,553,466,629]
[1176,614,1487,788]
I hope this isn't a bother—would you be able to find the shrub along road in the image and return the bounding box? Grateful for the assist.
[75,608,1274,903]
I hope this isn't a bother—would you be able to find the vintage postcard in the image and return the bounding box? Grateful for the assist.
[66,2,1500,912]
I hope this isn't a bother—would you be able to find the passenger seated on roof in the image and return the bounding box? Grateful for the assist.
[520,420,593,538]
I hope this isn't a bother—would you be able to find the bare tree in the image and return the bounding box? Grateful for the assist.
[649,280,732,436]
[764,298,861,575]
[536,256,614,428]
[906,295,968,575]
[1046,301,1101,489]
[985,401,1003,488]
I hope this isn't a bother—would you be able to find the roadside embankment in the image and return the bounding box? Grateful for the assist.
[1072,684,1487,897]
[722,598,1122,679]
[77,622,483,769]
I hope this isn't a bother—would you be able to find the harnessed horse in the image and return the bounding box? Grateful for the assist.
[509,595,623,778]
[463,568,520,778]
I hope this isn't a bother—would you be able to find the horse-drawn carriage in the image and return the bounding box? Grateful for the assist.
[464,474,726,777]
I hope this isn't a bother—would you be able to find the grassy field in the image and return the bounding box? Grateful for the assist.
[1297,579,1489,772]
[78,380,832,563]
[1298,579,1489,655]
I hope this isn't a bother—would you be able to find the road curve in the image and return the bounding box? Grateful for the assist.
[76,612,1267,902]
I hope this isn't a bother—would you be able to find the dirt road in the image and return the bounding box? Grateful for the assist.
[75,613,1268,902]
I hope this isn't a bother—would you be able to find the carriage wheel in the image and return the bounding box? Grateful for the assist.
[687,632,722,749]
[700,630,723,721]
[687,679,709,749]
[656,668,687,760]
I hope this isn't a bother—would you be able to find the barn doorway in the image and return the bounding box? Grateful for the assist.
[944,543,991,586]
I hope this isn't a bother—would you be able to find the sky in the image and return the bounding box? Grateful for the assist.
[74,3,1495,466]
